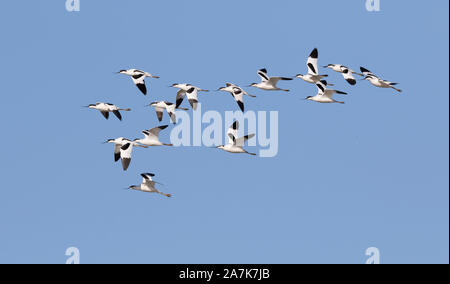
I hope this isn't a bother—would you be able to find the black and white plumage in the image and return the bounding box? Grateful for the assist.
[324,64,363,86]
[118,69,160,95]
[148,101,188,124]
[105,138,147,171]
[128,173,172,198]
[218,83,255,112]
[135,125,173,147]
[171,84,209,110]
[305,80,347,104]
[214,121,256,155]
[250,69,293,92]
[360,67,402,93]
[296,48,329,84]
[85,102,131,121]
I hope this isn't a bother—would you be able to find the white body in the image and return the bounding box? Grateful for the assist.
[87,102,130,120]
[251,69,292,92]
[135,125,172,147]
[129,173,172,197]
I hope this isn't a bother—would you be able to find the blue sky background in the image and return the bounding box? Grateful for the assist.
[0,0,448,264]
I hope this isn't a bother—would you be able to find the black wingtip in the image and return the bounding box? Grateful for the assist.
[122,158,131,171]
[137,83,147,95]
[310,48,318,59]
[259,68,267,73]
[232,121,239,130]
[237,101,245,112]
[347,79,357,86]
[360,67,370,73]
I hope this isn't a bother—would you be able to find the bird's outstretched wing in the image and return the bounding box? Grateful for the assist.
[257,69,270,82]
[227,121,239,145]
[176,89,186,108]
[186,87,199,110]
[120,143,134,171]
[131,74,147,95]
[143,125,168,141]
[307,48,319,75]
[341,68,357,85]
[232,134,256,147]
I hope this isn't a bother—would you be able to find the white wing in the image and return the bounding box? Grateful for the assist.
[227,121,239,145]
[175,90,186,108]
[307,48,319,75]
[120,142,134,171]
[131,74,147,94]
[341,68,357,85]
[257,69,270,82]
[186,87,199,110]
[233,134,256,147]
[316,80,327,96]
[232,88,245,112]
[142,125,168,142]
[360,67,378,78]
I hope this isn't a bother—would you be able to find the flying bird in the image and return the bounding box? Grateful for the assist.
[119,139,148,171]
[134,125,173,147]
[171,84,209,110]
[304,80,347,104]
[250,69,293,92]
[218,83,255,112]
[118,69,160,95]
[323,64,363,86]
[360,67,402,93]
[104,138,147,171]
[128,173,172,198]
[214,121,256,156]
[296,48,329,84]
[148,101,188,124]
[85,102,131,121]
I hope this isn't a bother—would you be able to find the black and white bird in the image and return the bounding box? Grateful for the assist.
[134,125,173,147]
[250,69,293,92]
[214,121,256,155]
[148,101,188,124]
[218,83,255,112]
[171,83,209,110]
[360,67,402,93]
[118,69,160,95]
[296,48,329,84]
[85,102,131,121]
[323,64,363,86]
[305,80,347,104]
[128,173,172,198]
[105,138,147,171]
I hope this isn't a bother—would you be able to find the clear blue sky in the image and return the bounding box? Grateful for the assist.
[0,1,448,264]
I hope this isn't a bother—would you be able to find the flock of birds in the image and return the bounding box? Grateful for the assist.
[85,48,402,198]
